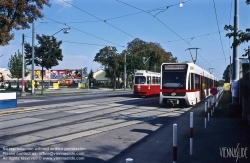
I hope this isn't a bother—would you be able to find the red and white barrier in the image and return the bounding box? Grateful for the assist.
[126,158,133,163]
[173,124,177,163]
[205,101,207,128]
[208,100,210,121]
[190,112,193,155]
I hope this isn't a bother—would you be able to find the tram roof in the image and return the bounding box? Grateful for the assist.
[134,70,160,76]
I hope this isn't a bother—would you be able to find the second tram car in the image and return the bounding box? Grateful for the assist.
[134,70,161,97]
[159,62,218,106]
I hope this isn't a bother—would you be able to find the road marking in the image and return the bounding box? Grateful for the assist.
[17,99,46,103]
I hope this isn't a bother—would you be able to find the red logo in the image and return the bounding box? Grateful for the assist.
[210,87,218,95]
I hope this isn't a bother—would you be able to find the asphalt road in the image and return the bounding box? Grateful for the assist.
[17,88,133,107]
[1,93,190,163]
[0,91,249,163]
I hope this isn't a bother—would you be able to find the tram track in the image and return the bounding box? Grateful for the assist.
[0,97,157,139]
[0,96,189,154]
[0,96,142,122]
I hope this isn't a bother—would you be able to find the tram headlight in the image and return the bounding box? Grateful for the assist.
[162,92,186,96]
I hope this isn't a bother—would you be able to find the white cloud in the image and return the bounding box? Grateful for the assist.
[53,0,73,7]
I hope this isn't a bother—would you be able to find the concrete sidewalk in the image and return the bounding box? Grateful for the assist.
[104,95,250,163]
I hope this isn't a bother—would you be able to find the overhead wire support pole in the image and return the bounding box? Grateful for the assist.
[21,34,26,96]
[124,52,126,91]
[32,23,35,95]
[185,48,201,64]
[232,0,239,104]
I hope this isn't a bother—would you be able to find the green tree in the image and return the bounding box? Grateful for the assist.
[0,0,50,46]
[24,34,63,94]
[125,38,177,72]
[224,0,250,57]
[93,46,119,90]
[88,69,94,80]
[125,38,178,85]
[7,50,29,89]
[88,69,96,87]
[218,80,224,87]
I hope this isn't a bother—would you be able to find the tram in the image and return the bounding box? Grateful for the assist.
[133,70,161,97]
[159,62,218,106]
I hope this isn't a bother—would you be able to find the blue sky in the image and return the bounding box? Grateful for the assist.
[1,0,250,80]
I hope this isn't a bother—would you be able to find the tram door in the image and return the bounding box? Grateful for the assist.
[200,75,203,100]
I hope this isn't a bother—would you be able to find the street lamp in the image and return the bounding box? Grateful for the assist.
[47,28,71,88]
[52,28,70,36]
[31,25,71,94]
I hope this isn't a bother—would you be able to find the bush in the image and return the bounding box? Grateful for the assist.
[35,81,39,89]
[25,81,31,91]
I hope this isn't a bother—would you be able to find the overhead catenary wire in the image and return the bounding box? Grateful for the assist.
[61,0,136,39]
[196,56,230,64]
[47,3,188,24]
[62,41,109,47]
[116,0,211,67]
[44,16,125,47]
[212,0,226,68]
[160,30,223,43]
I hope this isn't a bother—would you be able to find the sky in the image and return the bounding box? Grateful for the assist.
[0,0,250,80]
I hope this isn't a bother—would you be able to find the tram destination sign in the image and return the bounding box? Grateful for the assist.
[165,65,186,70]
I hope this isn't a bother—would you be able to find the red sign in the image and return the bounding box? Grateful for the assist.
[165,65,186,70]
[210,87,218,95]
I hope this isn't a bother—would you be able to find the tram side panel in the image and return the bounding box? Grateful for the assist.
[134,85,160,97]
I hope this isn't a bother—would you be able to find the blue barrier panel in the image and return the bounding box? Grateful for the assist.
[0,92,17,109]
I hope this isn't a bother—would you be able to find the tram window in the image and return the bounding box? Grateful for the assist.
[147,76,151,84]
[135,76,146,84]
[195,74,200,89]
[192,73,195,89]
[156,77,159,84]
[153,76,156,84]
[190,73,194,89]
[204,77,207,89]
[162,71,186,88]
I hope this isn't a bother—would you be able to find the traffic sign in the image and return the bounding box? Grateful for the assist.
[210,87,218,95]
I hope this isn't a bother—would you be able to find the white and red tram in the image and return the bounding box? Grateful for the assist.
[133,70,161,97]
[159,63,218,106]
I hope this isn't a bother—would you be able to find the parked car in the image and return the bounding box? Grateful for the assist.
[0,82,9,88]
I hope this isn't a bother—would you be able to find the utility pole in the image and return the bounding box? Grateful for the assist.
[231,0,239,104]
[21,34,26,96]
[31,23,35,95]
[124,52,126,91]
[185,48,201,64]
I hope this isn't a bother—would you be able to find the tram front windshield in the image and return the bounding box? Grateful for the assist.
[162,71,186,89]
[135,76,146,84]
